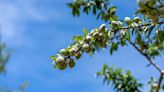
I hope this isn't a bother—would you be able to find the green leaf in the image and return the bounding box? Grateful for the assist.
[82,28,89,35]
[50,56,56,61]
[73,35,84,42]
[126,30,131,41]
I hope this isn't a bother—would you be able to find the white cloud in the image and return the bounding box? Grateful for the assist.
[0,0,63,47]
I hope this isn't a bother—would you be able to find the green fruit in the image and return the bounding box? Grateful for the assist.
[158,7,164,18]
[131,23,139,28]
[69,59,75,68]
[120,30,125,36]
[97,40,106,48]
[57,61,67,70]
[152,18,158,24]
[124,17,131,25]
[110,8,116,14]
[60,49,69,56]
[82,43,90,52]
[137,0,145,7]
[99,24,106,32]
[92,32,100,39]
[117,21,123,27]
[152,83,158,89]
[84,35,92,42]
[146,0,156,7]
[99,33,104,39]
[133,17,140,23]
[69,47,77,56]
[75,52,82,60]
[56,56,65,62]
[111,21,119,28]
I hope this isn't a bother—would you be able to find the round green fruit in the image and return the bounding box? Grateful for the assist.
[117,21,123,27]
[152,83,158,89]
[69,59,75,68]
[97,40,106,48]
[56,56,65,62]
[75,52,82,60]
[82,43,90,52]
[57,61,67,70]
[99,24,106,32]
[92,32,100,39]
[131,23,138,28]
[111,21,119,28]
[84,35,92,42]
[124,17,131,25]
[158,7,164,18]
[133,17,140,23]
[146,0,156,7]
[60,49,69,56]
[137,0,145,7]
[69,48,77,56]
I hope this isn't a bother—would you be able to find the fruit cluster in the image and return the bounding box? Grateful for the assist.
[50,16,152,70]
[137,0,164,24]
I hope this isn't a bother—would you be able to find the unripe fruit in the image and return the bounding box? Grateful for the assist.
[69,59,75,68]
[133,17,140,23]
[152,83,158,89]
[60,49,69,56]
[69,47,77,56]
[99,33,104,39]
[111,21,119,28]
[152,18,158,24]
[82,43,90,52]
[75,52,82,60]
[57,61,67,70]
[120,30,125,36]
[150,10,158,17]
[146,0,156,7]
[56,56,65,63]
[56,56,67,70]
[124,17,131,24]
[92,31,100,39]
[137,0,145,7]
[117,21,123,27]
[131,23,139,28]
[110,8,116,15]
[97,40,106,48]
[158,7,164,18]
[108,31,112,37]
[84,35,92,42]
[99,24,106,32]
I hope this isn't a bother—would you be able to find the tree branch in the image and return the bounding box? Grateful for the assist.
[128,40,162,72]
[156,71,164,92]
[128,40,164,92]
[110,21,164,32]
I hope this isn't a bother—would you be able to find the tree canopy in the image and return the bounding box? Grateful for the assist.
[50,0,164,92]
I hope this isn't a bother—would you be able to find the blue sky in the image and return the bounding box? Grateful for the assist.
[0,0,164,92]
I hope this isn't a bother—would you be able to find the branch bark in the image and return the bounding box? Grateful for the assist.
[156,71,164,92]
[128,40,164,92]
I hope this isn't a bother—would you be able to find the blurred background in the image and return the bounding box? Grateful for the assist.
[0,0,164,92]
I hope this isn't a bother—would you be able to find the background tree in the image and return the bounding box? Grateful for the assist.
[50,0,164,92]
[0,43,10,74]
[0,43,28,92]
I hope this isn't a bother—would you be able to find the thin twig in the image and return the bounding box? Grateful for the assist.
[128,40,164,92]
[156,72,164,92]
[128,40,162,72]
[110,21,164,32]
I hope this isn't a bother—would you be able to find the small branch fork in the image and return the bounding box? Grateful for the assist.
[128,40,163,92]
[109,21,164,92]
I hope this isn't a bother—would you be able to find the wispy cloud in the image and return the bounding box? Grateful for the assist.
[0,0,64,47]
